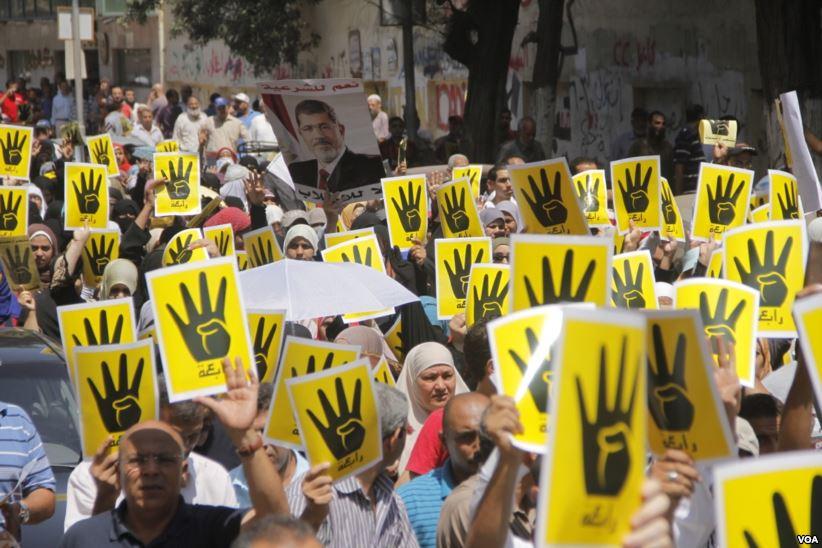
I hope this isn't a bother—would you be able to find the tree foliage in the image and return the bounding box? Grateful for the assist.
[126,0,321,74]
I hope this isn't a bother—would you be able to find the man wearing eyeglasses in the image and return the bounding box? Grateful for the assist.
[60,358,290,547]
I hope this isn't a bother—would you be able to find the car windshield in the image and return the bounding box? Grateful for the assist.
[0,361,82,468]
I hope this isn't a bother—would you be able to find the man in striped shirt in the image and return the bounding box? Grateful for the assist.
[286,383,419,547]
[673,104,707,194]
[397,393,491,548]
[0,402,56,541]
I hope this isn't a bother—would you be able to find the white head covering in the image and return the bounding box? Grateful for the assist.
[395,341,468,472]
[265,204,284,225]
[219,164,250,209]
[24,184,47,219]
[283,224,319,252]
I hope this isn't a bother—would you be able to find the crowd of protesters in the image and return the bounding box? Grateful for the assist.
[0,75,820,548]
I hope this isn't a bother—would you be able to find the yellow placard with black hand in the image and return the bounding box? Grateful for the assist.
[510,158,589,235]
[673,278,759,388]
[707,248,723,279]
[0,124,33,179]
[769,169,804,220]
[489,305,567,452]
[372,358,396,387]
[751,204,770,223]
[203,223,235,257]
[236,250,249,271]
[660,177,686,242]
[644,310,735,461]
[691,163,753,241]
[538,308,646,546]
[324,227,376,248]
[0,237,40,291]
[86,133,118,176]
[154,152,202,216]
[724,220,805,337]
[383,316,404,361]
[246,308,286,383]
[243,226,283,267]
[265,337,361,450]
[452,164,483,199]
[82,230,120,287]
[323,234,393,322]
[287,359,382,482]
[163,228,208,266]
[436,178,484,238]
[0,187,28,238]
[714,452,822,548]
[794,293,822,413]
[64,162,110,229]
[382,175,428,250]
[465,263,509,326]
[510,234,612,311]
[435,237,492,320]
[750,191,768,211]
[147,257,254,402]
[610,155,661,233]
[74,340,158,459]
[156,140,179,152]
[611,250,657,310]
[58,298,137,381]
[572,169,610,227]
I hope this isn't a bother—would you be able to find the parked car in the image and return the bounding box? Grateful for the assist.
[0,328,81,546]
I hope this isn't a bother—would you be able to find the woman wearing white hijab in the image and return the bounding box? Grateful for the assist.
[396,341,468,472]
[25,184,47,219]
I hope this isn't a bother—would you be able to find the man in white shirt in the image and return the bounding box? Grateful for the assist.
[64,390,238,531]
[131,106,164,147]
[368,94,390,142]
[173,95,209,153]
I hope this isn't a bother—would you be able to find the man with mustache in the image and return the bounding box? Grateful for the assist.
[287,99,385,194]
[397,393,491,548]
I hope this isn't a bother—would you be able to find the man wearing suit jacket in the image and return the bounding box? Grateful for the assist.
[288,99,385,193]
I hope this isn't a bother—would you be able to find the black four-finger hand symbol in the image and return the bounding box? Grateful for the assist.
[707,174,744,226]
[743,474,822,548]
[92,140,110,167]
[612,261,646,309]
[661,184,677,225]
[647,325,693,431]
[251,238,276,266]
[88,354,144,433]
[167,272,230,362]
[73,169,103,214]
[0,192,22,231]
[341,246,373,267]
[1,130,28,166]
[618,163,651,214]
[4,246,32,285]
[732,231,792,307]
[292,353,335,378]
[442,186,470,234]
[777,180,800,220]
[392,181,422,233]
[523,250,596,306]
[214,232,230,256]
[307,377,365,460]
[71,310,125,347]
[509,327,553,413]
[84,236,116,277]
[168,234,194,265]
[445,244,484,300]
[575,175,600,214]
[524,169,568,227]
[577,338,638,496]
[471,270,508,321]
[160,157,192,200]
[253,317,278,380]
[699,288,745,345]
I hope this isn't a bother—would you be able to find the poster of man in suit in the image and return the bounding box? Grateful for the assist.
[258,79,386,204]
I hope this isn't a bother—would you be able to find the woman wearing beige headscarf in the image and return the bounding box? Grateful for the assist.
[100,259,139,300]
[334,325,399,368]
[396,341,468,472]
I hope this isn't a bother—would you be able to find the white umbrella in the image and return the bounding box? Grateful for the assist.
[239,259,418,320]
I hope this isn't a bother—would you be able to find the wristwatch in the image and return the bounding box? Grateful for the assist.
[18,502,30,525]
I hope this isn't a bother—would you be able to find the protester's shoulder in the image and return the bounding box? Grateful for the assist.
[60,511,113,546]
[190,450,232,479]
[0,401,34,424]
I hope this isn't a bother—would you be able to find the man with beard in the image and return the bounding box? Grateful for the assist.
[287,99,385,193]
[629,110,674,181]
[397,393,491,548]
[173,95,210,153]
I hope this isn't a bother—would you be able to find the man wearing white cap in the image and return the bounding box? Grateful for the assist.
[234,92,260,129]
[368,94,390,142]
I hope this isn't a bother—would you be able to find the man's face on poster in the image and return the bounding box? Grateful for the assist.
[297,111,345,164]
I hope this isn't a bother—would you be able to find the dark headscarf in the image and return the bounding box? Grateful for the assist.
[112,198,140,233]
[202,173,221,193]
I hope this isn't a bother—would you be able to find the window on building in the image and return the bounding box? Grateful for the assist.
[0,0,93,20]
[113,48,151,87]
